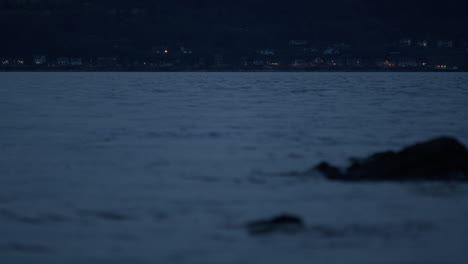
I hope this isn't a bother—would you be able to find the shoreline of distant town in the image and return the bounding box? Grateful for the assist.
[2,39,467,72]
[0,66,465,73]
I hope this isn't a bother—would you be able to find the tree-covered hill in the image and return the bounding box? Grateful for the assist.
[1,0,468,56]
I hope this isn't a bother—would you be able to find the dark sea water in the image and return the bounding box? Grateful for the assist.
[1,72,468,264]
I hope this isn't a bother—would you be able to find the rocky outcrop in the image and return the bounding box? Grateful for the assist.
[315,137,468,181]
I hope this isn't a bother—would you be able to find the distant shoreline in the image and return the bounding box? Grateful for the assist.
[0,66,465,73]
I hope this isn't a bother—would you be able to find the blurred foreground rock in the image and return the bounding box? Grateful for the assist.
[246,215,305,235]
[316,137,468,181]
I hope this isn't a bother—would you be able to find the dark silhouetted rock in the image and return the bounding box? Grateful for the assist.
[315,137,468,181]
[246,214,305,235]
[315,162,343,179]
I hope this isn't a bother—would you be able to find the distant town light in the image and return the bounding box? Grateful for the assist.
[164,50,168,54]
[383,60,395,67]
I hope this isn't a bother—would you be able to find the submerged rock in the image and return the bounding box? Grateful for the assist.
[246,214,305,235]
[316,137,468,181]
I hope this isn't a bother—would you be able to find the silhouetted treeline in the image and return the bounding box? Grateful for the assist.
[1,0,468,56]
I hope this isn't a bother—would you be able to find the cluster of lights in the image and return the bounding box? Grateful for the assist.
[383,60,396,67]
[435,65,447,69]
[1,58,25,65]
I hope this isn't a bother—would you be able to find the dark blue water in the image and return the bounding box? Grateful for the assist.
[1,72,468,264]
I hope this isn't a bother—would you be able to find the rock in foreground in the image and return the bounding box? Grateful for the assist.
[316,137,468,181]
[246,214,305,235]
